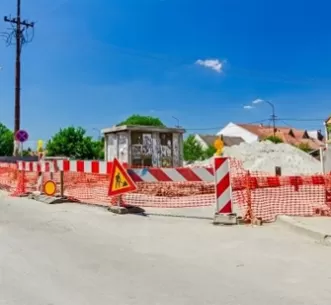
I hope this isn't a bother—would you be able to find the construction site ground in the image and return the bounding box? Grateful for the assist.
[1,191,331,305]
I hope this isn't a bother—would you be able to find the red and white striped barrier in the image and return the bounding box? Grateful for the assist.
[56,160,117,174]
[17,161,57,172]
[214,157,232,214]
[128,167,214,182]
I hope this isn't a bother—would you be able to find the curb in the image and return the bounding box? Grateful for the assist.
[276,215,331,246]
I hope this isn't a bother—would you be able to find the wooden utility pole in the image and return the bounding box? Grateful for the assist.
[4,0,34,155]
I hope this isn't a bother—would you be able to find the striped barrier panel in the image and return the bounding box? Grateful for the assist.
[18,160,217,182]
[127,167,214,182]
[56,160,117,174]
[17,161,57,172]
[18,160,215,182]
[214,157,232,214]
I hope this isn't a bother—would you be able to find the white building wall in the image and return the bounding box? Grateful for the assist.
[307,130,320,140]
[194,134,209,149]
[217,122,258,143]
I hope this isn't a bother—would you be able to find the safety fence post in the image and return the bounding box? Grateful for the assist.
[243,171,253,222]
[60,170,64,197]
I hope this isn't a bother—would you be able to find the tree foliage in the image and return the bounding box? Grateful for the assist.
[46,127,103,159]
[92,136,105,160]
[264,135,283,144]
[183,135,215,162]
[22,147,32,156]
[203,145,217,159]
[0,123,14,156]
[184,135,204,162]
[117,114,165,127]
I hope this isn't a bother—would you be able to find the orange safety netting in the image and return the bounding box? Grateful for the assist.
[1,160,331,222]
[229,158,331,222]
[41,171,216,208]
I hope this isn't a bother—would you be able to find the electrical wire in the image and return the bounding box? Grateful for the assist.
[184,119,270,131]
[182,117,326,132]
[276,118,325,122]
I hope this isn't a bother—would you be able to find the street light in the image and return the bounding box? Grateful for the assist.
[172,116,180,128]
[252,99,276,137]
[92,128,101,140]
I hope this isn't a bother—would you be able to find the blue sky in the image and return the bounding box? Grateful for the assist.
[1,0,331,144]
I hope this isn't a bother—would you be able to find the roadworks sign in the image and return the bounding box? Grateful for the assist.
[108,158,137,196]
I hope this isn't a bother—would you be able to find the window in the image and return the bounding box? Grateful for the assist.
[131,156,152,167]
[160,133,172,146]
[131,132,143,145]
[131,132,153,167]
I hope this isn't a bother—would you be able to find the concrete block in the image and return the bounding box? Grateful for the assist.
[213,213,238,225]
[35,195,66,204]
[108,206,129,215]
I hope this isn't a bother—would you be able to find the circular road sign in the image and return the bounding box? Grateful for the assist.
[43,180,57,196]
[15,129,29,142]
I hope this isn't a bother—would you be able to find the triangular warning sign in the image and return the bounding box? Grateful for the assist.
[108,158,137,196]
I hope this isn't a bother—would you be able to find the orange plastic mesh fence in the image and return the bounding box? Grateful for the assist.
[2,159,331,222]
[229,159,331,222]
[0,163,17,192]
[41,171,216,208]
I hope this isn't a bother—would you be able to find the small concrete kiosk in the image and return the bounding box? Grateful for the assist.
[101,125,186,167]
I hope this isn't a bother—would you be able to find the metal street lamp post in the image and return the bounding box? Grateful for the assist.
[253,99,276,137]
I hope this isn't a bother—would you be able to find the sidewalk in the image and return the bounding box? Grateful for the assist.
[144,203,243,220]
[277,215,331,245]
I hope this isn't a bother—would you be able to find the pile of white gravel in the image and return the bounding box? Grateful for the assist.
[187,141,322,175]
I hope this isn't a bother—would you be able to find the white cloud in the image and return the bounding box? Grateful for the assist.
[252,98,264,104]
[243,105,254,110]
[195,59,223,73]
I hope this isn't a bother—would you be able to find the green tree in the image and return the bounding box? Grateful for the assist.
[264,135,283,144]
[92,137,105,160]
[203,145,217,159]
[183,135,205,162]
[46,127,99,159]
[0,123,14,156]
[117,114,165,127]
[22,147,32,156]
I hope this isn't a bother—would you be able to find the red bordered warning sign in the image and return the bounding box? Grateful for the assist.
[108,158,137,196]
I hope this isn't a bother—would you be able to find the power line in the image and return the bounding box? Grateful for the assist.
[3,0,35,156]
[184,119,270,131]
[183,117,326,132]
[276,118,324,122]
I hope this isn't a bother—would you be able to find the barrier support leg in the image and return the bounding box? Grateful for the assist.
[60,171,64,197]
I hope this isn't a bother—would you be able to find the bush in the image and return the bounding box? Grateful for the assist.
[264,135,283,144]
[117,115,165,127]
[297,142,311,152]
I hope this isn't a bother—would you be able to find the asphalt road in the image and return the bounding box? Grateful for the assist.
[1,193,331,305]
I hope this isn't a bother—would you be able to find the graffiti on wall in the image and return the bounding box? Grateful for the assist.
[118,132,128,163]
[172,133,180,167]
[107,134,117,161]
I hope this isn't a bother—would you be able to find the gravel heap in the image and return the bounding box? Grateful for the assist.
[187,141,322,175]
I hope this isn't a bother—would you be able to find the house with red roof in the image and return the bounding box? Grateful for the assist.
[217,122,325,151]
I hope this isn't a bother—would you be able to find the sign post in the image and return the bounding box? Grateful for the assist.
[15,129,29,156]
